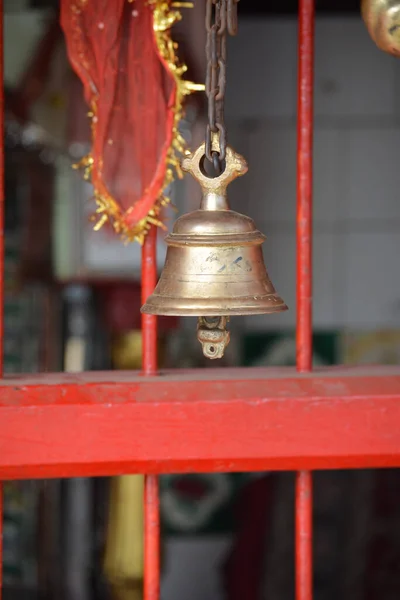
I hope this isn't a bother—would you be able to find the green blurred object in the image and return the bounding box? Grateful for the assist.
[241,331,339,367]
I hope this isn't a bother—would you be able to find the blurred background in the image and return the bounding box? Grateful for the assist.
[2,0,400,599]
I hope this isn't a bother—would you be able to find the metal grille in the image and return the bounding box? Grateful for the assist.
[1,1,400,599]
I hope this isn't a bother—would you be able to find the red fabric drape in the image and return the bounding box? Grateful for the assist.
[60,0,178,241]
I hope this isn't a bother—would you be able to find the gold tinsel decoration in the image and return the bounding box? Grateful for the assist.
[74,1,203,244]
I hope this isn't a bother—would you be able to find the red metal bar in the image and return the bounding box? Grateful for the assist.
[144,474,160,600]
[296,471,313,600]
[141,227,160,600]
[0,482,2,600]
[296,1,315,598]
[141,226,158,377]
[297,0,314,372]
[0,366,400,478]
[0,0,4,595]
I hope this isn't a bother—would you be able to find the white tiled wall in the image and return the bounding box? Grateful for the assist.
[341,232,400,328]
[197,17,400,332]
[314,19,398,119]
[342,128,400,222]
[226,21,297,119]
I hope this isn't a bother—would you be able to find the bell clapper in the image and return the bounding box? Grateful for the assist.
[197,316,230,360]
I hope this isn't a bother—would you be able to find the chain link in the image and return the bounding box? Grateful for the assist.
[205,0,239,170]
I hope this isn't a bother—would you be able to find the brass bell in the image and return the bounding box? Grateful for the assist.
[362,0,400,56]
[141,138,287,359]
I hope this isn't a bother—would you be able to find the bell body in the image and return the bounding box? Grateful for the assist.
[141,208,287,317]
[141,139,287,331]
[362,0,400,56]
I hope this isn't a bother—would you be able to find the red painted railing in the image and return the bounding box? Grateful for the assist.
[1,366,400,479]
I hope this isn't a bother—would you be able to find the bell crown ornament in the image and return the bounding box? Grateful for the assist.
[141,137,288,358]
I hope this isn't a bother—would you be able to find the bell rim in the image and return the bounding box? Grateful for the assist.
[141,295,288,317]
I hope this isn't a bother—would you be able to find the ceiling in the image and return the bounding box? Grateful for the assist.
[239,0,361,15]
[27,0,361,14]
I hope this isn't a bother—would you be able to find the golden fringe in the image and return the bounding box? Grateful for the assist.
[74,0,203,245]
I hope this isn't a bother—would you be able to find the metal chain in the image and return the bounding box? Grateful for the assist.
[205,0,239,173]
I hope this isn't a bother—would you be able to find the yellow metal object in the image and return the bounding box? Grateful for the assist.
[103,475,144,600]
[111,331,143,370]
[104,332,144,600]
[141,138,287,359]
[362,0,400,56]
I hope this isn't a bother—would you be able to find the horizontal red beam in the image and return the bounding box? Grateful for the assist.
[0,366,400,479]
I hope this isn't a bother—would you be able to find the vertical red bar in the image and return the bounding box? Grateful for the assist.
[0,483,2,600]
[141,226,158,377]
[0,0,4,596]
[295,471,313,600]
[296,1,314,600]
[141,226,160,600]
[297,0,314,373]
